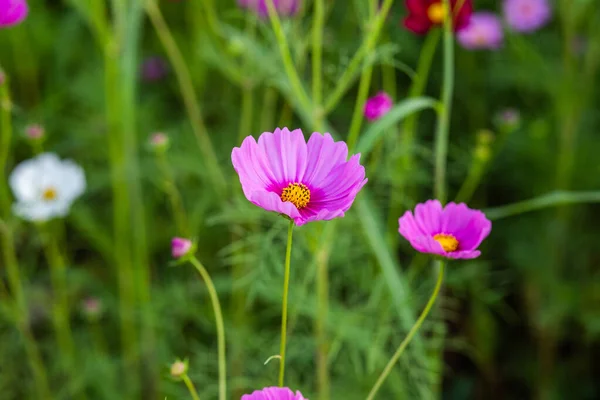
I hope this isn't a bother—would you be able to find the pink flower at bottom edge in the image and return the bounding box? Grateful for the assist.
[398,199,491,259]
[241,387,308,400]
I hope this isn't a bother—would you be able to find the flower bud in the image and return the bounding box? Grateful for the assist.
[171,237,193,259]
[494,108,521,132]
[149,132,170,152]
[170,359,188,379]
[24,124,45,141]
[81,297,104,321]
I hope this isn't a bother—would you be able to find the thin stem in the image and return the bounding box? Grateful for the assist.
[189,256,226,400]
[345,65,373,152]
[312,0,325,120]
[145,0,226,197]
[265,0,312,111]
[182,374,202,400]
[278,220,295,387]
[433,0,455,203]
[366,262,445,400]
[156,152,190,236]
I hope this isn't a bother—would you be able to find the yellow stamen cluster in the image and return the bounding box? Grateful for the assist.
[427,2,447,24]
[281,182,311,209]
[42,187,58,201]
[433,233,459,252]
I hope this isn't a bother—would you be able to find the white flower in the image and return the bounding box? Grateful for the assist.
[9,153,86,222]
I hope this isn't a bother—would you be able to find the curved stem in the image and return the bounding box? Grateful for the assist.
[366,262,445,400]
[182,374,201,400]
[433,0,455,203]
[189,257,227,400]
[278,220,295,386]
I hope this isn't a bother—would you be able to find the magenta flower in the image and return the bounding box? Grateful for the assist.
[171,237,192,258]
[232,128,367,226]
[503,0,551,33]
[0,0,28,28]
[457,12,504,50]
[364,92,393,121]
[238,0,300,17]
[398,200,491,259]
[241,387,307,400]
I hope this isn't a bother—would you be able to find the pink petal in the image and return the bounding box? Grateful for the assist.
[414,199,443,235]
[303,132,348,187]
[248,190,302,222]
[257,127,307,185]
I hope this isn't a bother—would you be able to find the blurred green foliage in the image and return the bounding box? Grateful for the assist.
[1,0,600,399]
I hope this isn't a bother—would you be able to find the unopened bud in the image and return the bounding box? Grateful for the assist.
[171,237,193,259]
[494,108,521,132]
[149,132,169,151]
[25,124,45,140]
[81,297,104,320]
[170,359,188,379]
[227,37,245,57]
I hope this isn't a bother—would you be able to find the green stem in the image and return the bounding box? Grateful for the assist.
[312,0,325,125]
[278,220,295,387]
[156,152,190,236]
[433,0,455,203]
[182,374,202,400]
[189,256,226,400]
[265,0,311,111]
[483,191,600,220]
[145,0,226,197]
[346,65,373,152]
[366,262,445,400]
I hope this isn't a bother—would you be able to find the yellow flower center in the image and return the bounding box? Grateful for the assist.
[427,2,447,24]
[281,182,311,209]
[42,187,58,201]
[433,233,459,252]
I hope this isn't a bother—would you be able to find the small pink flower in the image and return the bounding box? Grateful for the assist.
[171,237,192,258]
[25,123,45,140]
[364,92,393,121]
[232,128,367,226]
[149,132,169,150]
[457,12,504,50]
[398,200,491,259]
[241,387,308,400]
[0,0,28,28]
[503,0,551,33]
[81,297,104,319]
[238,0,301,17]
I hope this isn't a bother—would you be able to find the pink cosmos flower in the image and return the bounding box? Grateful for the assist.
[503,0,551,33]
[364,92,393,121]
[232,128,367,226]
[238,0,300,17]
[241,387,308,400]
[0,0,28,28]
[171,237,192,258]
[398,200,491,259]
[457,12,504,50]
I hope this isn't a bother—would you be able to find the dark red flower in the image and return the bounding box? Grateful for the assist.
[403,0,472,35]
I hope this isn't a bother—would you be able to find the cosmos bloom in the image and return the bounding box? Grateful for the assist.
[503,0,551,33]
[364,92,393,121]
[0,0,28,28]
[140,56,168,82]
[457,12,504,50]
[232,128,367,226]
[171,237,193,258]
[404,0,472,35]
[398,200,491,259]
[9,153,86,222]
[238,0,301,17]
[241,387,308,400]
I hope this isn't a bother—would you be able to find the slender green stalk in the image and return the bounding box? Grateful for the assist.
[0,72,51,400]
[182,374,202,400]
[278,221,295,387]
[156,152,190,236]
[346,66,373,151]
[189,256,226,400]
[145,0,226,197]
[433,0,455,203]
[312,0,325,127]
[366,262,445,400]
[260,87,278,131]
[265,0,311,111]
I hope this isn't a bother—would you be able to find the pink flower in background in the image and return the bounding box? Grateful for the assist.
[458,12,504,50]
[364,92,393,121]
[140,56,169,82]
[503,0,551,33]
[171,237,192,258]
[398,200,491,259]
[24,123,45,140]
[242,387,308,400]
[238,0,300,18]
[232,128,367,226]
[0,0,28,28]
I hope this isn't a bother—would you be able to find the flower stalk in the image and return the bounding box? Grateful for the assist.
[278,220,295,386]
